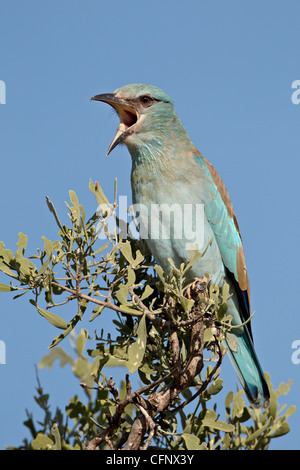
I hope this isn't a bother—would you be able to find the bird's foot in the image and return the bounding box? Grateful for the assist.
[185,277,208,301]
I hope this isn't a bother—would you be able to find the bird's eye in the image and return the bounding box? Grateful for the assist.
[139,95,153,106]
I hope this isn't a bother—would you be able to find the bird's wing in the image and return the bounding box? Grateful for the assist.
[193,152,252,336]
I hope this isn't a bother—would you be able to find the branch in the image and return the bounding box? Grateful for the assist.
[51,280,142,316]
[171,337,226,414]
[122,310,206,450]
[136,404,158,450]
[69,273,210,449]
[84,370,176,451]
[51,280,171,330]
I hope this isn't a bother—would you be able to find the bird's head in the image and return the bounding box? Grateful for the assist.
[91,84,176,156]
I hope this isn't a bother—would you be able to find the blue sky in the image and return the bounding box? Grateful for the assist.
[0,0,299,450]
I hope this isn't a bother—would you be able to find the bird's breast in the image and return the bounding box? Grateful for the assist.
[130,166,225,284]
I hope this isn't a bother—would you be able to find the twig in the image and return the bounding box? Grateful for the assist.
[80,376,119,402]
[105,435,115,450]
[137,404,157,450]
[84,369,176,451]
[51,280,171,330]
[84,435,104,450]
[51,280,144,316]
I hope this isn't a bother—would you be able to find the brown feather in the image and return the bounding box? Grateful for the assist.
[194,150,251,306]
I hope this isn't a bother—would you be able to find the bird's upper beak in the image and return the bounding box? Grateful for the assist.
[91,93,138,155]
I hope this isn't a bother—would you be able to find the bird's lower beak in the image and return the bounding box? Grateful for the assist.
[91,93,138,155]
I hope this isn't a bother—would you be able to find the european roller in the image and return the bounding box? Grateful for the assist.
[92,84,270,408]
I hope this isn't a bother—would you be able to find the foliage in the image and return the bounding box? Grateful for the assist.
[0,180,295,450]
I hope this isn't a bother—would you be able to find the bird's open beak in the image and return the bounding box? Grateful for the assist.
[91,93,138,155]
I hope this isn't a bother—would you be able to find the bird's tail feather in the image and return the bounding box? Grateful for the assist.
[225,330,270,408]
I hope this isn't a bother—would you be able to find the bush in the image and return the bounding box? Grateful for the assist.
[0,181,295,450]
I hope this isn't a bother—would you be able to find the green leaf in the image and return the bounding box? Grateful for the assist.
[284,405,296,420]
[179,295,194,313]
[154,265,166,285]
[126,315,147,374]
[127,267,136,286]
[182,433,205,450]
[46,196,65,233]
[222,282,231,302]
[72,357,94,385]
[140,284,154,301]
[209,283,219,301]
[41,239,61,266]
[68,190,81,227]
[76,328,87,356]
[51,423,62,450]
[19,256,36,277]
[31,433,54,450]
[89,179,109,206]
[42,236,53,257]
[0,261,18,279]
[119,241,134,264]
[183,250,205,274]
[49,315,82,348]
[277,379,293,397]
[0,244,13,263]
[93,242,109,256]
[133,250,144,267]
[268,421,290,438]
[104,354,127,368]
[235,406,251,423]
[39,347,73,369]
[226,332,239,353]
[79,204,86,223]
[245,419,272,443]
[216,302,228,321]
[202,417,235,432]
[206,378,223,397]
[225,390,234,415]
[0,282,15,292]
[69,190,80,211]
[268,390,277,421]
[203,328,214,343]
[116,285,129,304]
[232,390,245,420]
[222,432,231,450]
[16,232,28,256]
[32,301,68,330]
[37,257,51,276]
[120,304,143,315]
[89,305,104,322]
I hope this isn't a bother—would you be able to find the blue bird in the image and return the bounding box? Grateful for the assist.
[92,84,270,408]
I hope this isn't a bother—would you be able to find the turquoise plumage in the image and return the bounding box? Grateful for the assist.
[92,84,270,408]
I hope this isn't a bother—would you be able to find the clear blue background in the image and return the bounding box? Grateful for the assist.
[0,0,299,450]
